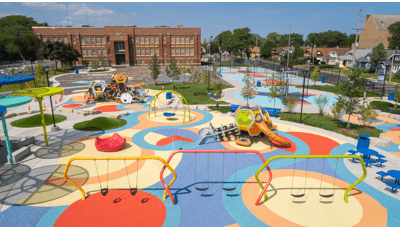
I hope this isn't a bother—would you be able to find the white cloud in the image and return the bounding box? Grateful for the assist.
[130,12,137,17]
[22,2,66,11]
[0,13,11,17]
[69,4,115,16]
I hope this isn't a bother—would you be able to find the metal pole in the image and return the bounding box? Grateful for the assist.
[46,71,57,127]
[381,69,386,100]
[208,35,213,93]
[300,70,308,124]
[220,35,222,75]
[30,60,36,88]
[287,26,291,69]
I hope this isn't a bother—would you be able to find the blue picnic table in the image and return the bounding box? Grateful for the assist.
[377,170,400,193]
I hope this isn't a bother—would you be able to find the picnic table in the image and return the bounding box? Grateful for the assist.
[377,170,400,193]
[388,170,400,184]
[349,148,387,166]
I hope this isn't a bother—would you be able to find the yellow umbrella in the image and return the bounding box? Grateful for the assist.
[12,87,64,146]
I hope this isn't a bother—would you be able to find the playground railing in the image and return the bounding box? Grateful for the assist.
[64,156,178,204]
[160,149,272,202]
[254,155,367,205]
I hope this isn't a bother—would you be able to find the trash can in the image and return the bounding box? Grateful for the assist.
[277,68,280,72]
[166,92,172,99]
[357,134,370,151]
[388,92,394,101]
[75,69,79,74]
[321,77,325,83]
[257,80,261,87]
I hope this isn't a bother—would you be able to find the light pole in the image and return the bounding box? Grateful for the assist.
[208,35,213,93]
[220,34,222,75]
[299,70,308,124]
[29,58,36,88]
[46,69,60,131]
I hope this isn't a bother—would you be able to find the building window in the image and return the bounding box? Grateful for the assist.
[86,37,90,44]
[181,48,184,56]
[171,36,175,44]
[155,48,159,56]
[190,48,194,56]
[73,37,76,44]
[96,37,100,44]
[145,48,149,56]
[130,37,133,44]
[102,37,106,44]
[92,49,97,57]
[140,36,144,44]
[136,48,139,56]
[102,49,106,56]
[89,60,92,66]
[80,37,85,44]
[88,49,92,57]
[64,37,68,43]
[171,49,175,56]
[176,48,180,56]
[150,48,154,56]
[142,60,145,65]
[97,49,101,56]
[190,37,194,44]
[42,37,47,42]
[190,60,193,64]
[150,36,154,44]
[131,49,134,55]
[107,37,110,43]
[164,48,166,55]
[164,60,166,64]
[47,37,51,42]
[57,36,61,42]
[108,49,111,55]
[82,49,86,57]
[163,37,166,43]
[395,57,400,61]
[135,36,139,44]
[155,36,159,44]
[177,60,179,64]
[91,37,95,44]
[185,37,189,44]
[145,36,149,44]
[185,48,189,56]
[115,42,125,51]
[176,36,179,44]
[137,60,140,65]
[181,36,184,44]
[348,61,352,65]
[140,48,144,56]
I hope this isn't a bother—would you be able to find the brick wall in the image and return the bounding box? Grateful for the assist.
[359,14,391,49]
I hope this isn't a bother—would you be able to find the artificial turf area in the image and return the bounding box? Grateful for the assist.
[208,106,231,114]
[73,117,127,131]
[279,112,383,139]
[10,114,67,128]
[149,82,231,105]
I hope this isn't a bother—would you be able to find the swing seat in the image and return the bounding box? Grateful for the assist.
[235,138,251,147]
[163,112,176,117]
[95,133,126,152]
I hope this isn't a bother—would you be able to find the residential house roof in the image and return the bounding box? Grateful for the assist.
[386,49,400,59]
[305,47,352,59]
[371,14,400,31]
[250,47,260,53]
[356,57,370,63]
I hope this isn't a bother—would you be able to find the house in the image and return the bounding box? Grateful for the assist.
[304,47,351,65]
[339,49,372,68]
[381,48,400,74]
[250,47,261,58]
[358,14,400,49]
[271,47,285,60]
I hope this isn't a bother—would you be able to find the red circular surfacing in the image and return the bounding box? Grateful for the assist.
[54,190,166,227]
[93,105,124,112]
[62,103,83,108]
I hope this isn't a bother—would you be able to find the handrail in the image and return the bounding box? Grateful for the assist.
[254,155,367,205]
[160,149,272,202]
[64,156,178,204]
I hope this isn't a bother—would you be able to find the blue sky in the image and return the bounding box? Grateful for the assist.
[1,2,399,41]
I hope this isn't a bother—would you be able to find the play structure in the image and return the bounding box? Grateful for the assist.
[95,133,126,152]
[254,155,367,205]
[63,156,177,204]
[198,105,290,147]
[148,90,191,124]
[83,73,149,107]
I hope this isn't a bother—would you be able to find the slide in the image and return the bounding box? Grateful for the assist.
[254,121,291,147]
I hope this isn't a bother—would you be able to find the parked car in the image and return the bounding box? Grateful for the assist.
[280,60,293,67]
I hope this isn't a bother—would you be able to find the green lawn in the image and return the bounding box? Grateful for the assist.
[11,114,67,128]
[279,113,383,139]
[149,82,232,105]
[88,69,108,72]
[73,117,127,131]
[295,85,382,97]
[370,101,400,114]
[208,106,231,113]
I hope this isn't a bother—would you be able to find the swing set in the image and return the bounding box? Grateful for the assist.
[254,155,368,205]
[148,90,191,124]
[63,156,178,204]
[159,150,272,202]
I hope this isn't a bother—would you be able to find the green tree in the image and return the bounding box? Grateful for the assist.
[98,54,107,67]
[39,41,54,61]
[315,95,329,116]
[277,33,304,47]
[24,65,31,74]
[370,43,387,73]
[320,30,348,47]
[241,67,256,105]
[282,95,297,113]
[148,54,160,85]
[394,83,400,108]
[311,67,320,86]
[388,22,400,50]
[267,74,285,108]
[91,60,99,69]
[231,27,255,59]
[214,81,224,108]
[82,60,89,68]
[358,99,378,127]
[47,42,81,69]
[35,64,45,75]
[293,43,304,59]
[266,32,282,43]
[10,67,17,74]
[0,15,40,61]
[337,68,367,130]
[165,58,181,89]
[347,34,358,48]
[331,99,345,121]
[189,67,203,96]
[260,40,275,59]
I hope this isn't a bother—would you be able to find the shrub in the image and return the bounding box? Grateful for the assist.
[24,66,31,74]
[282,95,297,113]
[331,98,345,121]
[92,60,99,69]
[315,95,329,116]
[359,99,378,127]
[51,63,56,74]
[35,64,45,75]
[10,67,17,74]
[321,61,326,65]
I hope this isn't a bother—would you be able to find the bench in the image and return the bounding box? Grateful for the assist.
[11,136,35,150]
[376,171,388,181]
[375,153,386,159]
[385,181,400,193]
[230,104,240,112]
[261,107,281,118]
[374,159,387,167]
[348,150,359,162]
[210,94,216,99]
[8,146,31,164]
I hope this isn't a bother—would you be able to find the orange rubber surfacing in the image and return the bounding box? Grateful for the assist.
[93,105,124,112]
[54,190,166,227]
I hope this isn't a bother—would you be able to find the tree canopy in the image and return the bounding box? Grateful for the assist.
[388,22,400,50]
[304,30,356,48]
[231,27,255,59]
[370,43,387,73]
